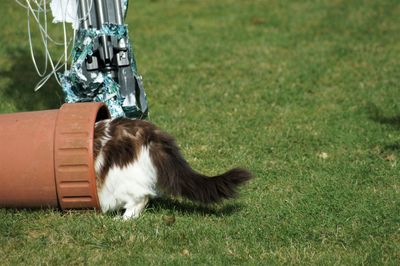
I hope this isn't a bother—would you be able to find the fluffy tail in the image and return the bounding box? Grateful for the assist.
[149,132,252,204]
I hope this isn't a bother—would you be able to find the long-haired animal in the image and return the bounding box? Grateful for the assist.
[94,118,252,219]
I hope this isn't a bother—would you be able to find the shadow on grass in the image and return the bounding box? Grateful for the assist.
[0,200,243,219]
[367,102,400,128]
[0,47,63,112]
[367,103,400,151]
[148,197,243,217]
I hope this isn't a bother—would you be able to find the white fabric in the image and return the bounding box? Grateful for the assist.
[50,0,79,30]
[50,0,127,30]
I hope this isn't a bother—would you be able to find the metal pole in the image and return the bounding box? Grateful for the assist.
[94,0,111,63]
[79,0,89,29]
[113,0,124,25]
[86,0,94,27]
[113,0,127,49]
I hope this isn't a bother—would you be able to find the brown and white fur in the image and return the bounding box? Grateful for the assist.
[94,118,252,219]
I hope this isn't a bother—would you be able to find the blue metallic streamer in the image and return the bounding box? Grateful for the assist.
[59,23,148,119]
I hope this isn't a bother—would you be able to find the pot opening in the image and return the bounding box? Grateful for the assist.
[96,105,111,122]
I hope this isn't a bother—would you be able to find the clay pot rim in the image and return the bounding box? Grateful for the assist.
[54,103,110,210]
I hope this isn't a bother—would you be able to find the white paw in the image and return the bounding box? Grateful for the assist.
[122,212,139,220]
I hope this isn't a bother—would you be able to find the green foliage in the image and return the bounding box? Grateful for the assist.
[0,0,399,264]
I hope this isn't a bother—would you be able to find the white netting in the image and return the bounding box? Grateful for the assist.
[15,0,91,91]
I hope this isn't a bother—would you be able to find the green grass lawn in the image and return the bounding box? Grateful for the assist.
[1,0,400,264]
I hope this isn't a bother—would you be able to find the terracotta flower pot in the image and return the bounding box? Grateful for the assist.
[0,103,110,210]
